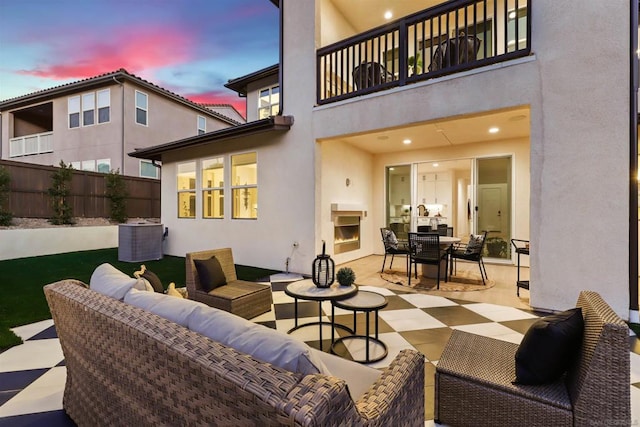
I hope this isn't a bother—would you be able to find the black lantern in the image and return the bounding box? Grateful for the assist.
[312,241,334,288]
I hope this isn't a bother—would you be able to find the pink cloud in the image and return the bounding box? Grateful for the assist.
[186,91,246,119]
[20,25,194,80]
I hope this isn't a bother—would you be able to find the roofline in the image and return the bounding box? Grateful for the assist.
[224,64,279,96]
[269,0,279,7]
[128,115,294,162]
[0,69,240,126]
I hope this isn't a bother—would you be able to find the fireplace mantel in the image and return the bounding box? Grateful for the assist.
[331,203,367,214]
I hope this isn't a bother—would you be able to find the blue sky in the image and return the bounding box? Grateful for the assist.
[0,0,280,117]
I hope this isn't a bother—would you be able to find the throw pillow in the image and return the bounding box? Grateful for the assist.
[141,269,164,293]
[166,282,184,298]
[383,229,399,250]
[514,308,584,385]
[90,263,139,300]
[132,277,154,292]
[194,256,227,291]
[465,234,483,255]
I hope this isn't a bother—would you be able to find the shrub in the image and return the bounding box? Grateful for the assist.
[336,267,356,286]
[0,166,12,226]
[48,161,74,225]
[106,169,128,223]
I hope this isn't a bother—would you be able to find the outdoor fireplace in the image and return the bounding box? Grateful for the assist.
[334,216,360,254]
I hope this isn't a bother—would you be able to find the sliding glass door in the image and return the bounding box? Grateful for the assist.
[386,165,411,240]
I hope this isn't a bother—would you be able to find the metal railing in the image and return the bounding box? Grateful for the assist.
[317,0,531,104]
[9,131,53,157]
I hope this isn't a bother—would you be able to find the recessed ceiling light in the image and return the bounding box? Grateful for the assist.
[403,139,412,145]
[489,127,500,134]
[384,10,393,20]
[433,163,439,167]
[508,10,517,19]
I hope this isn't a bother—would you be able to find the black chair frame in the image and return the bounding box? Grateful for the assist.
[449,231,488,285]
[380,228,410,273]
[408,232,449,289]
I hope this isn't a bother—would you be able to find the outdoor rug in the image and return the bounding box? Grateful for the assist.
[381,269,495,291]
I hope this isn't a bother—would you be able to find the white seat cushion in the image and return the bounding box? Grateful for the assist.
[188,305,329,376]
[312,348,381,400]
[124,288,205,327]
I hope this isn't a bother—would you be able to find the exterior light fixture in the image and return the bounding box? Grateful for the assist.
[403,139,412,145]
[489,127,500,134]
[384,10,393,20]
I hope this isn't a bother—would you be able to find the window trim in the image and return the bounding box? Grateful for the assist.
[97,89,111,124]
[68,96,80,129]
[135,90,149,126]
[231,151,258,220]
[197,115,206,135]
[140,159,160,179]
[202,156,224,219]
[258,85,279,119]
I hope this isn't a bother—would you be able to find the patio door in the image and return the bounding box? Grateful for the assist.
[386,165,411,240]
[475,157,512,260]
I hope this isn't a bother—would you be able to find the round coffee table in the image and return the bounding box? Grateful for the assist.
[331,290,388,363]
[285,279,357,350]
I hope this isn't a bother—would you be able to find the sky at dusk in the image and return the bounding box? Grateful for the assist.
[0,0,280,118]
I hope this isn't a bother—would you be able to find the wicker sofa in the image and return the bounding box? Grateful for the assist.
[435,291,630,427]
[186,248,273,319]
[44,279,425,426]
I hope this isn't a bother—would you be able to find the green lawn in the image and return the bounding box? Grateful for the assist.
[0,248,278,350]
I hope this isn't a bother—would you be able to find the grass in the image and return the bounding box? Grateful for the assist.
[0,248,278,350]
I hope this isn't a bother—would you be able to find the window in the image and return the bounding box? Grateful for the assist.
[97,89,110,123]
[140,160,159,179]
[70,161,81,169]
[82,93,95,126]
[177,162,196,218]
[202,157,224,218]
[258,85,279,119]
[231,152,257,219]
[197,115,206,135]
[97,159,111,173]
[135,91,148,125]
[68,96,80,128]
[81,160,96,171]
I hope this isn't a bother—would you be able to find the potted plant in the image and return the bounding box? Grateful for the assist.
[336,267,356,286]
[485,237,508,257]
[408,53,423,76]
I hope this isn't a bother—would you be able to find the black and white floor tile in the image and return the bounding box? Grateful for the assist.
[1,276,639,426]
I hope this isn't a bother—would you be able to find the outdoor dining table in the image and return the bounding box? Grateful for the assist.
[421,236,461,280]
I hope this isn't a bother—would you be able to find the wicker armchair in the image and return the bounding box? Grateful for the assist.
[435,291,630,426]
[186,248,272,319]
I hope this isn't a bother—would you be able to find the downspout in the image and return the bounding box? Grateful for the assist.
[629,0,639,323]
[113,76,125,175]
[277,0,284,115]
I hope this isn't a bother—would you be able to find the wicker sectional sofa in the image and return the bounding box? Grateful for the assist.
[44,276,425,426]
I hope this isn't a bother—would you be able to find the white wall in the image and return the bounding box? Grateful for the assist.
[0,226,118,260]
[319,139,374,264]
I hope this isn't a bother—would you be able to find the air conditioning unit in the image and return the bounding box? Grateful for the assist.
[118,223,163,262]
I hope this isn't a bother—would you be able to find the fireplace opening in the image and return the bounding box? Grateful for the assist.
[334,216,360,254]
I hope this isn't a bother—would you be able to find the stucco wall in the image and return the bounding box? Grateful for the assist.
[0,226,118,261]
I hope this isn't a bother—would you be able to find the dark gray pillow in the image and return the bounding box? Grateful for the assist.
[514,308,584,385]
[194,256,227,292]
[465,234,483,254]
[141,269,164,293]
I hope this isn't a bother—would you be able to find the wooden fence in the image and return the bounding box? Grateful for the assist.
[0,159,160,219]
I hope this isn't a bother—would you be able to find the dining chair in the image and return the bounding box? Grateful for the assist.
[437,224,448,236]
[380,228,410,273]
[449,231,489,285]
[408,232,449,289]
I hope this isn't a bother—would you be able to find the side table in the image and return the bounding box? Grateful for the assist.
[284,279,357,351]
[331,290,388,363]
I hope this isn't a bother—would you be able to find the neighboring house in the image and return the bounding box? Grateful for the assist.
[130,0,638,321]
[202,104,247,125]
[0,69,241,178]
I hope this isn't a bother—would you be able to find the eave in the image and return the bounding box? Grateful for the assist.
[128,115,294,162]
[225,64,279,96]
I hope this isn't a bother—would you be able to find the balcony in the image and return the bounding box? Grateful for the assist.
[317,0,530,105]
[9,131,53,157]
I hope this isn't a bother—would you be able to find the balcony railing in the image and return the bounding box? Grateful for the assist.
[317,0,531,105]
[9,131,53,157]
